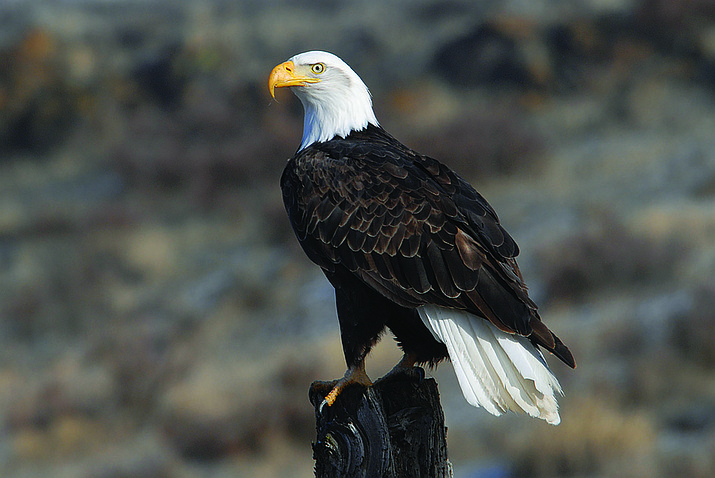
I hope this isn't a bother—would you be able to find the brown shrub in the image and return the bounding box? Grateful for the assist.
[535,214,688,303]
[668,285,715,368]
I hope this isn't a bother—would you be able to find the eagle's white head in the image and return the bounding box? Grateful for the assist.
[269,51,379,151]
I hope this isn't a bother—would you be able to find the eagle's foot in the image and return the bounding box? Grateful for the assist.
[377,352,424,383]
[312,364,372,413]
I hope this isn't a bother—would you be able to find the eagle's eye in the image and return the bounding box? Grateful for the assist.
[311,63,325,74]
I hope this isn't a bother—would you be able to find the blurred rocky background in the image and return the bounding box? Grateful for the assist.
[2,0,715,476]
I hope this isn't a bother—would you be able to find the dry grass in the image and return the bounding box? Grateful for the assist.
[514,397,657,477]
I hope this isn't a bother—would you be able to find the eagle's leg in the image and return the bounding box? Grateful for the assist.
[315,309,377,412]
[378,352,424,382]
[388,352,418,374]
[315,267,387,411]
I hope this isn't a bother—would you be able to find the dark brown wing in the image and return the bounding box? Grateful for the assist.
[281,125,574,368]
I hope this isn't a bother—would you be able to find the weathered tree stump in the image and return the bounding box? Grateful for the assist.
[309,369,453,478]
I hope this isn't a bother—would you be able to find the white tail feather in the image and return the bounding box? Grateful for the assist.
[418,304,563,425]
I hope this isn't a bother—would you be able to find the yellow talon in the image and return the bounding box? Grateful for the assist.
[323,387,341,408]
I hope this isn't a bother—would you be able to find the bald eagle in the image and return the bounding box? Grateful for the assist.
[270,51,574,424]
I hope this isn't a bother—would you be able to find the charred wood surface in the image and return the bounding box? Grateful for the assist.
[309,369,452,478]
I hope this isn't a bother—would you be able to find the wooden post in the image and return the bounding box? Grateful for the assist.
[309,369,453,478]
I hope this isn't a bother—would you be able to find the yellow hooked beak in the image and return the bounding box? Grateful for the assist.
[268,60,321,99]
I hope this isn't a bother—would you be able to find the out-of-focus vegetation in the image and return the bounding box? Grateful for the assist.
[2,1,715,477]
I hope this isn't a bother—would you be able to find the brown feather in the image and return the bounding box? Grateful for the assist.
[455,228,483,271]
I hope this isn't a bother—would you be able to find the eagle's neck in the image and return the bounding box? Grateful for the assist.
[296,81,379,151]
